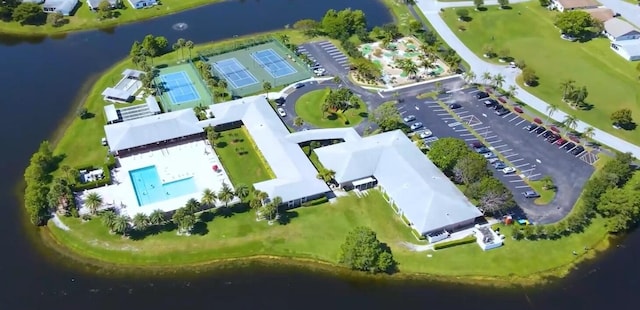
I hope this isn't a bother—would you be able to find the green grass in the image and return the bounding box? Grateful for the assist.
[48,189,610,282]
[301,146,325,171]
[441,4,640,145]
[0,0,224,36]
[379,0,414,33]
[295,89,367,128]
[212,127,273,186]
[529,180,556,205]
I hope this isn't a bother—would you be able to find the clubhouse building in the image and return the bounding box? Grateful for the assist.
[95,95,481,237]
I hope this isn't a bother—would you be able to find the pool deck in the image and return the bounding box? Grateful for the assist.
[77,140,239,218]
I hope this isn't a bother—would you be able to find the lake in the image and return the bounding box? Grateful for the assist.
[0,0,637,309]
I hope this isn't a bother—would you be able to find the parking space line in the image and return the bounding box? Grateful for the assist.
[515,185,530,189]
[509,179,524,183]
[486,139,501,144]
[428,105,440,108]
[520,168,535,173]
[474,126,490,131]
[515,163,530,168]
[464,138,477,141]
[460,133,475,137]
[456,111,470,115]
[508,116,520,122]
[501,113,512,118]
[437,113,450,116]
[503,153,518,158]
[510,158,524,163]
[503,174,521,177]
[515,119,526,126]
[434,109,446,112]
[485,135,497,140]
[442,117,456,120]
[528,173,541,179]
[492,144,508,148]
[455,129,468,132]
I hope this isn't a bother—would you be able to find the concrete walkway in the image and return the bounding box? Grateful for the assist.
[414,0,640,159]
[597,0,640,29]
[50,214,70,231]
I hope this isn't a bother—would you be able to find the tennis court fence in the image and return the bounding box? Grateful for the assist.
[187,59,215,101]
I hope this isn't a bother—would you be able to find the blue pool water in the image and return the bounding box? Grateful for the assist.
[129,166,197,206]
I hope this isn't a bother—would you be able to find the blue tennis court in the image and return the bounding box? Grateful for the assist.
[212,58,259,89]
[159,71,200,105]
[251,49,297,78]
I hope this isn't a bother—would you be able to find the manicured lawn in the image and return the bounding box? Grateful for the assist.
[212,127,273,186]
[529,180,556,205]
[301,146,325,171]
[441,4,640,145]
[0,0,224,36]
[295,89,367,128]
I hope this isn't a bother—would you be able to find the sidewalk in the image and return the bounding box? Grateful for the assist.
[413,0,640,159]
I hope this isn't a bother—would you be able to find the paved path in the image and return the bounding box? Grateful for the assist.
[414,0,640,159]
[597,0,640,28]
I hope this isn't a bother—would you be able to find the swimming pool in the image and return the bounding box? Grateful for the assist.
[129,166,197,206]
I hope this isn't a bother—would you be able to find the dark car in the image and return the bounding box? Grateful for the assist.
[493,162,507,170]
[493,104,504,110]
[571,145,585,155]
[294,83,305,88]
[542,130,553,138]
[546,134,560,143]
[470,141,484,149]
[483,99,498,107]
[449,103,462,109]
[475,91,489,99]
[475,147,491,154]
[524,123,538,131]
[495,109,510,116]
[534,127,546,134]
[563,142,576,150]
[522,191,541,198]
[274,97,285,105]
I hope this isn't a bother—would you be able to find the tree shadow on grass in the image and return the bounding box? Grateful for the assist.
[191,221,209,236]
[359,112,369,118]
[277,210,298,225]
[215,141,227,148]
[129,222,177,241]
[326,113,338,121]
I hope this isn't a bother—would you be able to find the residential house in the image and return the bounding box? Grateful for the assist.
[127,0,157,9]
[551,0,599,12]
[42,0,79,16]
[584,7,614,23]
[86,0,120,11]
[603,18,640,41]
[610,40,640,61]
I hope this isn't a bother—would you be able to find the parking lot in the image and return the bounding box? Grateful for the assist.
[398,88,595,224]
[297,41,350,75]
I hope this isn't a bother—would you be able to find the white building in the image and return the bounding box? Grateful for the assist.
[127,0,157,9]
[101,69,144,103]
[550,0,599,12]
[42,0,79,16]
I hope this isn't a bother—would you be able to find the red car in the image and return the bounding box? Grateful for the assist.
[498,97,507,103]
[555,138,567,146]
[514,107,523,113]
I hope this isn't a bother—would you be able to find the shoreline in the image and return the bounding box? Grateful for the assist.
[0,0,225,37]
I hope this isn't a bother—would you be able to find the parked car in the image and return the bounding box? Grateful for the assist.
[274,97,285,105]
[493,104,504,110]
[483,99,498,107]
[488,157,501,164]
[294,83,304,88]
[483,152,497,159]
[475,91,489,99]
[449,103,462,109]
[534,127,546,134]
[542,130,553,138]
[563,142,576,150]
[403,115,416,122]
[502,166,517,174]
[495,109,510,116]
[419,130,433,139]
[475,147,491,154]
[410,122,423,131]
[571,145,585,155]
[470,141,484,149]
[524,123,538,131]
[277,107,287,117]
[493,162,507,170]
[522,190,541,198]
[546,134,560,143]
[555,138,567,146]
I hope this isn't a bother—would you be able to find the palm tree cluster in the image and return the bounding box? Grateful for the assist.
[47,177,75,216]
[559,79,589,108]
[316,168,336,183]
[393,58,419,79]
[195,61,228,99]
[172,38,195,61]
[172,199,200,235]
[321,88,360,115]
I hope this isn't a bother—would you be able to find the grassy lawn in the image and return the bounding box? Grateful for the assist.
[48,189,609,282]
[379,0,414,33]
[212,127,273,186]
[529,180,556,205]
[0,0,224,36]
[301,146,325,171]
[295,89,367,128]
[441,4,640,145]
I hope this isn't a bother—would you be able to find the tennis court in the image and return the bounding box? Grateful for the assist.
[159,71,201,104]
[211,58,259,89]
[250,49,297,78]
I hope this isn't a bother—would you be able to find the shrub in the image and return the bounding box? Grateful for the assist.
[302,196,329,207]
[73,164,112,191]
[434,236,476,250]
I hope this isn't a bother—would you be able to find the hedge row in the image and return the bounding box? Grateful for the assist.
[302,196,329,207]
[73,164,112,191]
[434,236,476,250]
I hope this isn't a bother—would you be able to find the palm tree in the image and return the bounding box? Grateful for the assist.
[492,73,505,89]
[100,210,117,231]
[506,85,517,99]
[84,192,103,215]
[185,40,194,60]
[235,184,250,201]
[482,72,492,86]
[172,43,180,59]
[218,79,228,89]
[201,188,217,207]
[309,141,321,154]
[560,79,575,101]
[405,62,419,79]
[464,71,476,84]
[184,198,200,215]
[177,38,186,60]
[261,202,278,221]
[562,114,578,132]
[317,169,336,183]
[132,213,149,231]
[546,103,558,123]
[149,209,165,226]
[271,196,283,220]
[279,34,290,47]
[249,198,262,210]
[294,117,304,127]
[255,190,269,206]
[112,215,129,236]
[583,126,596,140]
[218,182,235,208]
[263,81,272,94]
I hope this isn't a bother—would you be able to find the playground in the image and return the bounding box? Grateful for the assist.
[358,36,450,87]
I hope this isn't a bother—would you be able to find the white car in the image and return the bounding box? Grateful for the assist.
[410,122,423,131]
[419,130,433,139]
[502,167,516,174]
[277,107,287,117]
[403,115,416,122]
[488,157,501,164]
[483,152,497,159]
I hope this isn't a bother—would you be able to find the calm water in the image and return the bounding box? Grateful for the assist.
[0,0,637,309]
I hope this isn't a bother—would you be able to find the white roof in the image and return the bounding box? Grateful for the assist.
[201,96,330,203]
[104,104,119,123]
[613,40,640,57]
[145,96,161,113]
[102,87,131,100]
[122,68,144,79]
[315,130,482,235]
[604,18,640,38]
[104,109,202,152]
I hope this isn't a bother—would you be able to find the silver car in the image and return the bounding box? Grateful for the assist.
[410,122,423,131]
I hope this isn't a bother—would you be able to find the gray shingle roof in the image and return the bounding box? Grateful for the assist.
[604,18,640,39]
[315,130,482,235]
[104,109,202,152]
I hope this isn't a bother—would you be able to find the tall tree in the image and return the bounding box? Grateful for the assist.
[427,138,470,174]
[371,101,403,132]
[84,192,103,215]
[474,0,484,9]
[583,126,595,140]
[453,152,490,185]
[482,71,492,85]
[185,40,194,60]
[562,114,578,131]
[201,188,217,207]
[235,184,250,202]
[491,73,505,89]
[218,182,235,208]
[149,209,165,226]
[560,79,576,101]
[112,215,130,236]
[611,109,634,128]
[12,2,44,25]
[338,226,396,274]
[132,213,149,231]
[554,10,595,38]
[546,102,558,122]
[101,210,117,232]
